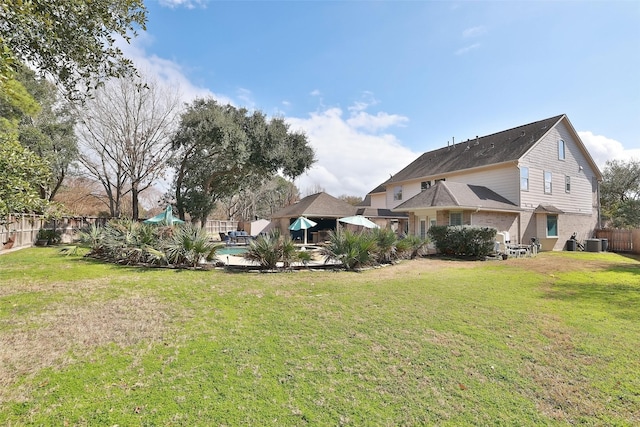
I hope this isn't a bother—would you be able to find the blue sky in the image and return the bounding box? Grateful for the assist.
[124,0,640,197]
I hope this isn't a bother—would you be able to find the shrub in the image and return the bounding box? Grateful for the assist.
[79,223,103,251]
[371,227,399,264]
[107,220,166,265]
[36,228,62,245]
[427,225,496,258]
[396,234,429,259]
[321,229,377,271]
[165,223,223,268]
[243,230,297,271]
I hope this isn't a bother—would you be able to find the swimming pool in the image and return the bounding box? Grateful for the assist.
[217,245,322,256]
[217,246,249,256]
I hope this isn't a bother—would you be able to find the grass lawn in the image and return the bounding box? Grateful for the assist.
[0,248,638,426]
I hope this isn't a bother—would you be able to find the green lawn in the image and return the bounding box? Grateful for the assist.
[1,248,638,425]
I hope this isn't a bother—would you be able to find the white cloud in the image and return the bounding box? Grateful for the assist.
[118,36,226,105]
[578,131,640,170]
[310,89,321,97]
[347,111,408,133]
[463,26,487,38]
[455,43,480,55]
[158,0,207,9]
[119,37,418,199]
[288,107,418,198]
[236,88,256,110]
[121,37,239,106]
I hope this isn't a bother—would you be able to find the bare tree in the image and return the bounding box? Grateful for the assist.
[75,76,181,218]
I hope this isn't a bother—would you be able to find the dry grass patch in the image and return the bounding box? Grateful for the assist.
[0,294,175,403]
[519,312,604,423]
[0,277,114,298]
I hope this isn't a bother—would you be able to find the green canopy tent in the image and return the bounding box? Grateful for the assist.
[143,205,185,225]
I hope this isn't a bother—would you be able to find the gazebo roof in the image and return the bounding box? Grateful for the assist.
[271,192,357,219]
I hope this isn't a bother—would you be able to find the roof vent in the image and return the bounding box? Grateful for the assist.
[474,135,479,145]
[520,131,526,137]
[491,143,495,149]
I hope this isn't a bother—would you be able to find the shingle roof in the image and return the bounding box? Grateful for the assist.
[270,192,357,219]
[356,207,408,219]
[393,181,519,211]
[533,204,564,214]
[387,114,565,184]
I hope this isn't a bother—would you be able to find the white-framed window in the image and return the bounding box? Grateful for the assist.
[546,214,558,237]
[449,211,463,226]
[393,185,403,201]
[565,175,571,193]
[558,139,566,160]
[520,167,529,191]
[421,181,431,191]
[544,171,552,194]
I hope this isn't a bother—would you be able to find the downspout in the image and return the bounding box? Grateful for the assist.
[471,207,480,225]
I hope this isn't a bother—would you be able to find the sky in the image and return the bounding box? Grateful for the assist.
[122,0,640,198]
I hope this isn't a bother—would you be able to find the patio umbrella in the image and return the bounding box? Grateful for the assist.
[338,215,379,229]
[143,205,185,225]
[288,216,317,245]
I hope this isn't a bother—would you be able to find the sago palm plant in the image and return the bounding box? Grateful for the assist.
[243,230,297,270]
[321,229,377,271]
[395,234,429,259]
[371,227,399,264]
[164,224,223,268]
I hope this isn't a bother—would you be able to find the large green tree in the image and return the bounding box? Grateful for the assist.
[170,99,315,226]
[600,159,640,228]
[14,64,78,201]
[0,76,51,220]
[0,0,146,99]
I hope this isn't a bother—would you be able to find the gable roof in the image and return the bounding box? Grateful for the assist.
[356,207,408,219]
[387,114,565,184]
[270,192,357,219]
[393,181,520,212]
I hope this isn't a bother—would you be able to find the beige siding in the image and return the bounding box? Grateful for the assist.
[370,193,386,208]
[447,166,520,205]
[520,120,598,214]
[386,164,519,208]
[387,181,422,209]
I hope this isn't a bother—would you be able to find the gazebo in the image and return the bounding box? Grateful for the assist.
[270,192,357,244]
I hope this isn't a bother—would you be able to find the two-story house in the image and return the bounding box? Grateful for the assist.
[364,114,602,251]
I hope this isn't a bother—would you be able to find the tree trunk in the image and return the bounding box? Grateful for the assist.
[131,185,139,220]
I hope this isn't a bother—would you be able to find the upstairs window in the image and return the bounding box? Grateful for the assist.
[393,185,403,201]
[544,171,552,194]
[449,212,463,226]
[421,181,432,191]
[565,175,571,193]
[558,139,566,160]
[520,167,529,191]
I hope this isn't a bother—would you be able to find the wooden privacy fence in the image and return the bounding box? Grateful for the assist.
[1,214,108,252]
[204,220,238,239]
[1,214,240,252]
[595,229,639,253]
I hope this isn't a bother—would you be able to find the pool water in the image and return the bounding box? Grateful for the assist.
[217,245,321,256]
[217,246,249,256]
